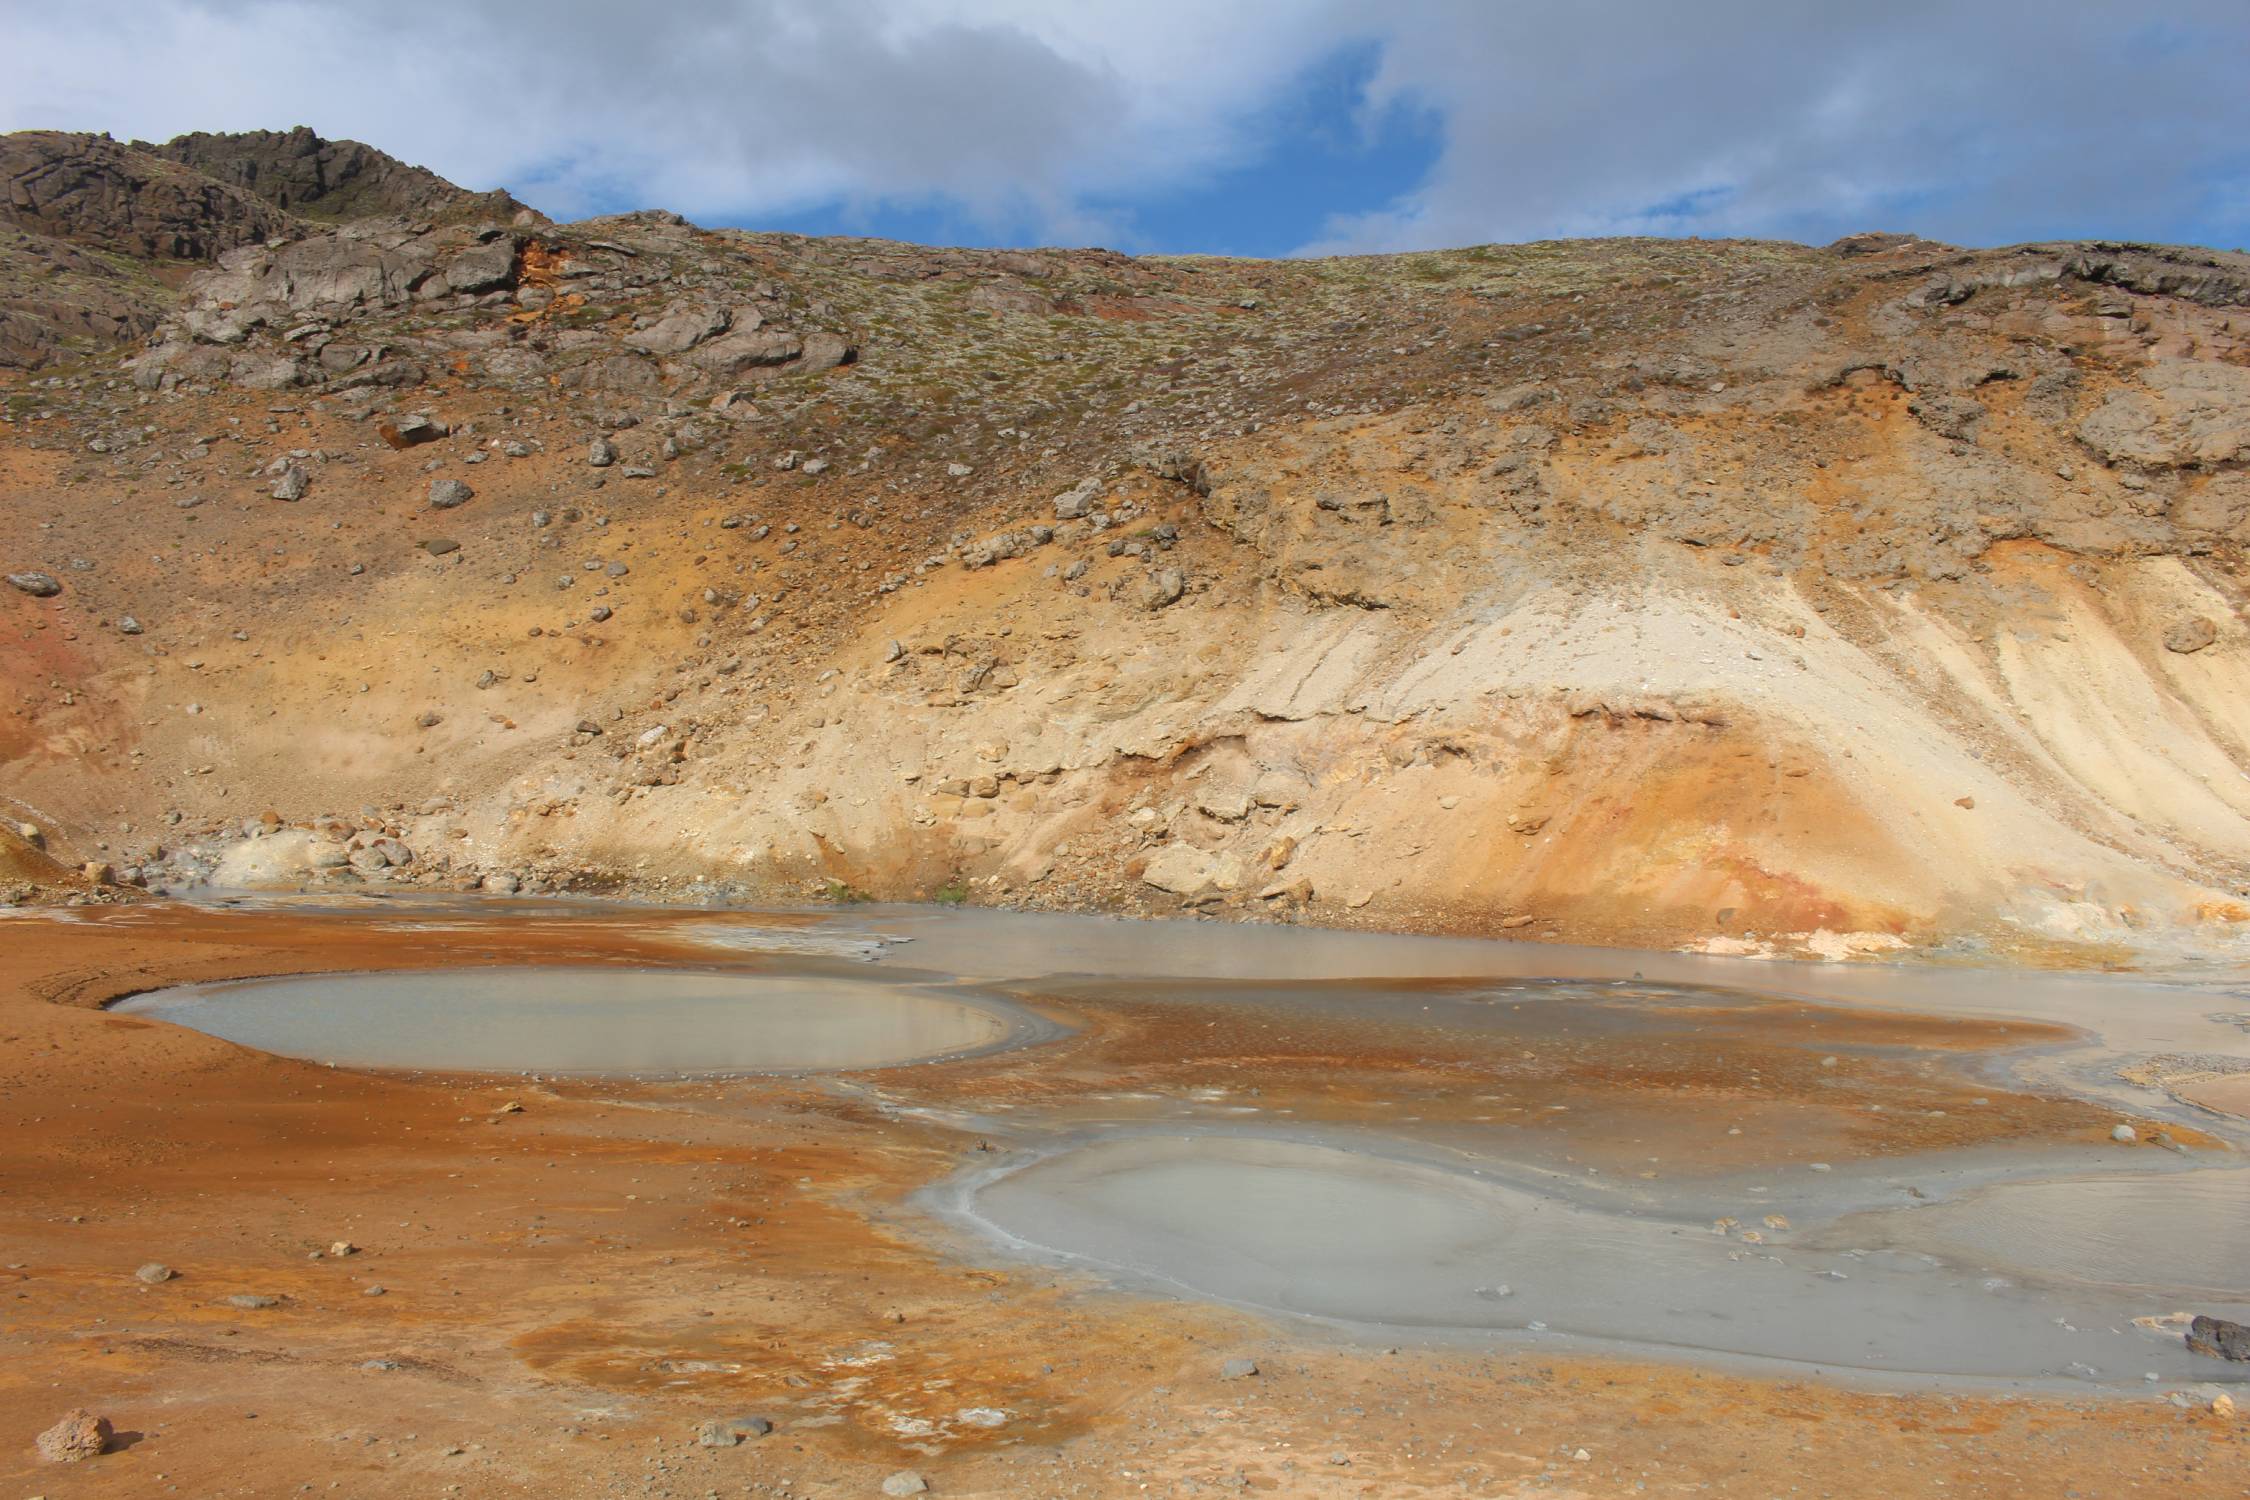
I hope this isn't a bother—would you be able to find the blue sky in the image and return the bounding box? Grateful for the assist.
[757,43,1447,257]
[8,1,2250,256]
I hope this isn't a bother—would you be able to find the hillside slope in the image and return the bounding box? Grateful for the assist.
[4,159,2250,961]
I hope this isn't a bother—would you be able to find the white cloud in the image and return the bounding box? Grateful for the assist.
[1308,0,2250,251]
[5,0,2246,252]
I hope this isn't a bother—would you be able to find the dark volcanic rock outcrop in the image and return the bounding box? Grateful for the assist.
[143,126,519,223]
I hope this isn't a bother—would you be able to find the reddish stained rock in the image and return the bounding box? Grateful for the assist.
[34,1408,112,1463]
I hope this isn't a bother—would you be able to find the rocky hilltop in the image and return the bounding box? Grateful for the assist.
[0,127,524,368]
[5,128,2250,963]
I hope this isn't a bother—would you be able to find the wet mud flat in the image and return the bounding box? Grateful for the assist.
[1,896,2246,1496]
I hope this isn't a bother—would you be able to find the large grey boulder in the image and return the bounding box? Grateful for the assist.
[797,330,856,371]
[625,304,731,356]
[435,234,518,294]
[684,327,803,378]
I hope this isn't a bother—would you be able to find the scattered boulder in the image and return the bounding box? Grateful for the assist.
[880,1472,929,1497]
[1139,568,1186,611]
[428,478,474,510]
[1053,478,1100,520]
[1141,843,1218,896]
[134,1262,175,1284]
[270,464,308,501]
[481,871,521,895]
[588,437,617,468]
[6,572,62,597]
[377,414,447,449]
[2164,617,2218,654]
[226,1293,282,1309]
[1220,1357,1259,1380]
[34,1408,111,1463]
[798,330,856,372]
[2189,1314,2250,1361]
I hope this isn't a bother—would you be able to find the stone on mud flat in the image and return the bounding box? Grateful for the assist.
[35,1408,111,1463]
[2110,1124,2138,1144]
[880,1472,929,1497]
[6,571,62,597]
[429,478,474,510]
[135,1262,175,1284]
[2164,617,2218,654]
[696,1414,771,1446]
[226,1293,281,1309]
[2188,1314,2250,1361]
[1220,1357,1259,1380]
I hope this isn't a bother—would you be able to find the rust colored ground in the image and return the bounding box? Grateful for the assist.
[0,905,2241,1496]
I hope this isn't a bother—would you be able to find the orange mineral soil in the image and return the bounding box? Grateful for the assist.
[2,903,2241,1496]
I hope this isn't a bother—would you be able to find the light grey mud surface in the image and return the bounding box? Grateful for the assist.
[942,1130,2250,1388]
[116,965,1045,1075]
